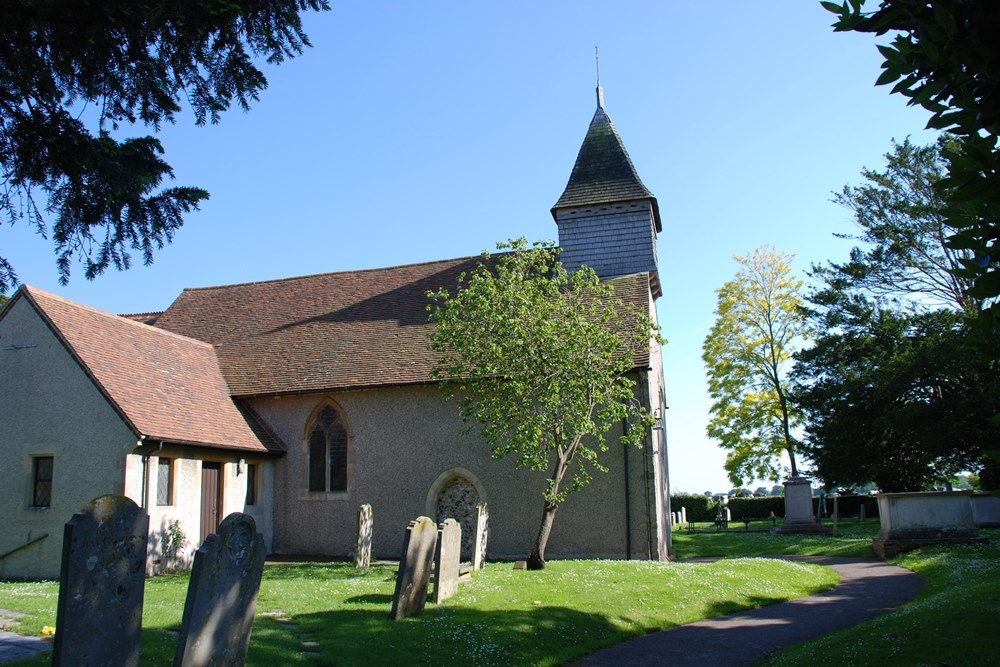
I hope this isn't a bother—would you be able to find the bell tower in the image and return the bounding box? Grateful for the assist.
[551,83,662,297]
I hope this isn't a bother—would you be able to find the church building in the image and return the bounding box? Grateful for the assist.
[0,92,671,579]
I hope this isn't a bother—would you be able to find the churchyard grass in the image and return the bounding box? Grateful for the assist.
[672,518,878,559]
[764,527,1000,667]
[0,558,835,666]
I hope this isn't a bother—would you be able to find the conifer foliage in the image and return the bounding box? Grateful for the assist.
[0,0,329,292]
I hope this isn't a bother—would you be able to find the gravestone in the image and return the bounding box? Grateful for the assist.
[433,519,461,603]
[724,508,732,522]
[173,513,266,667]
[53,495,149,667]
[680,507,688,524]
[355,504,373,568]
[472,502,489,570]
[389,516,437,620]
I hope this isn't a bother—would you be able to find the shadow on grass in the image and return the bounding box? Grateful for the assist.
[289,604,628,667]
[344,593,393,604]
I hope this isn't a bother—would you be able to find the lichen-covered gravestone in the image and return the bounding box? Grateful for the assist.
[433,519,461,603]
[389,516,437,620]
[354,504,373,568]
[472,502,489,570]
[53,495,149,667]
[173,513,266,667]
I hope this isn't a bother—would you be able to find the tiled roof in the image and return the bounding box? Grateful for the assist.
[153,257,654,397]
[22,286,280,454]
[553,107,661,232]
[121,311,162,325]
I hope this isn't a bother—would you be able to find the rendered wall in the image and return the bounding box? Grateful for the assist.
[0,298,135,579]
[124,449,275,574]
[252,382,660,562]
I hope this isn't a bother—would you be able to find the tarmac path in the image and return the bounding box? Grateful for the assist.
[571,556,923,667]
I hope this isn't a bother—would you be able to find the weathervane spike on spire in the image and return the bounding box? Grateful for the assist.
[595,46,605,109]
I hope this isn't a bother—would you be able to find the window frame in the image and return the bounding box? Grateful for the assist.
[304,403,351,495]
[245,463,258,506]
[31,456,54,508]
[156,457,175,506]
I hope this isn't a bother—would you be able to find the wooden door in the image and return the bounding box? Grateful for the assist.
[200,462,222,543]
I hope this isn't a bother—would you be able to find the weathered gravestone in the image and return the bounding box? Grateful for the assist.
[389,516,437,620]
[173,513,266,667]
[472,502,489,570]
[53,495,149,667]
[433,519,461,604]
[355,504,373,568]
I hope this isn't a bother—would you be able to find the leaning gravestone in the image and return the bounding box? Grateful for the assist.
[433,519,462,604]
[174,513,266,667]
[355,504,373,568]
[53,495,149,667]
[472,502,489,570]
[389,516,437,620]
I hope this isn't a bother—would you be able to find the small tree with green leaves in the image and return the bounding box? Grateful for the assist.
[427,239,661,570]
[702,246,808,485]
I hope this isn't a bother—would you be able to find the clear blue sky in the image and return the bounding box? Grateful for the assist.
[5,1,939,494]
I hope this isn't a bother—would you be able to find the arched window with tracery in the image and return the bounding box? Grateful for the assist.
[307,405,349,492]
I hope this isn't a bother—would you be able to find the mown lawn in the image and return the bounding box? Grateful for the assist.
[764,528,1000,667]
[672,518,878,559]
[674,518,1000,667]
[0,558,835,666]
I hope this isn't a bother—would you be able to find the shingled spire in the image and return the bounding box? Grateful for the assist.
[552,90,662,298]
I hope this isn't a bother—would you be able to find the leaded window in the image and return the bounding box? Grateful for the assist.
[32,456,53,507]
[308,406,349,492]
[156,457,174,506]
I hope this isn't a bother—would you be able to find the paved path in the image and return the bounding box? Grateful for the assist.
[571,556,923,667]
[0,610,50,665]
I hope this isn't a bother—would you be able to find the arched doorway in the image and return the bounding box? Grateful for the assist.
[426,468,485,561]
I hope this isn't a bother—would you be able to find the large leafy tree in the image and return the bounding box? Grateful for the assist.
[702,246,808,485]
[427,239,661,570]
[0,0,328,293]
[824,0,1000,335]
[795,291,997,491]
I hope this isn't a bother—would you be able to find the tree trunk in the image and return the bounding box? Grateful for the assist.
[776,386,799,477]
[527,502,558,570]
[527,447,572,570]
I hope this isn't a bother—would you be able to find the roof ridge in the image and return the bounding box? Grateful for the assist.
[23,286,215,350]
[177,253,487,293]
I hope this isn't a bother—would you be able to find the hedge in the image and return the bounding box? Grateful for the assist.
[669,494,715,522]
[727,496,785,520]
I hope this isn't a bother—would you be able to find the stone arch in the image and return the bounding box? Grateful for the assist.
[425,468,486,561]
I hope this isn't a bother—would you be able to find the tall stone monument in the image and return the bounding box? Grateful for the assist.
[173,513,267,667]
[772,476,830,535]
[53,495,149,667]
